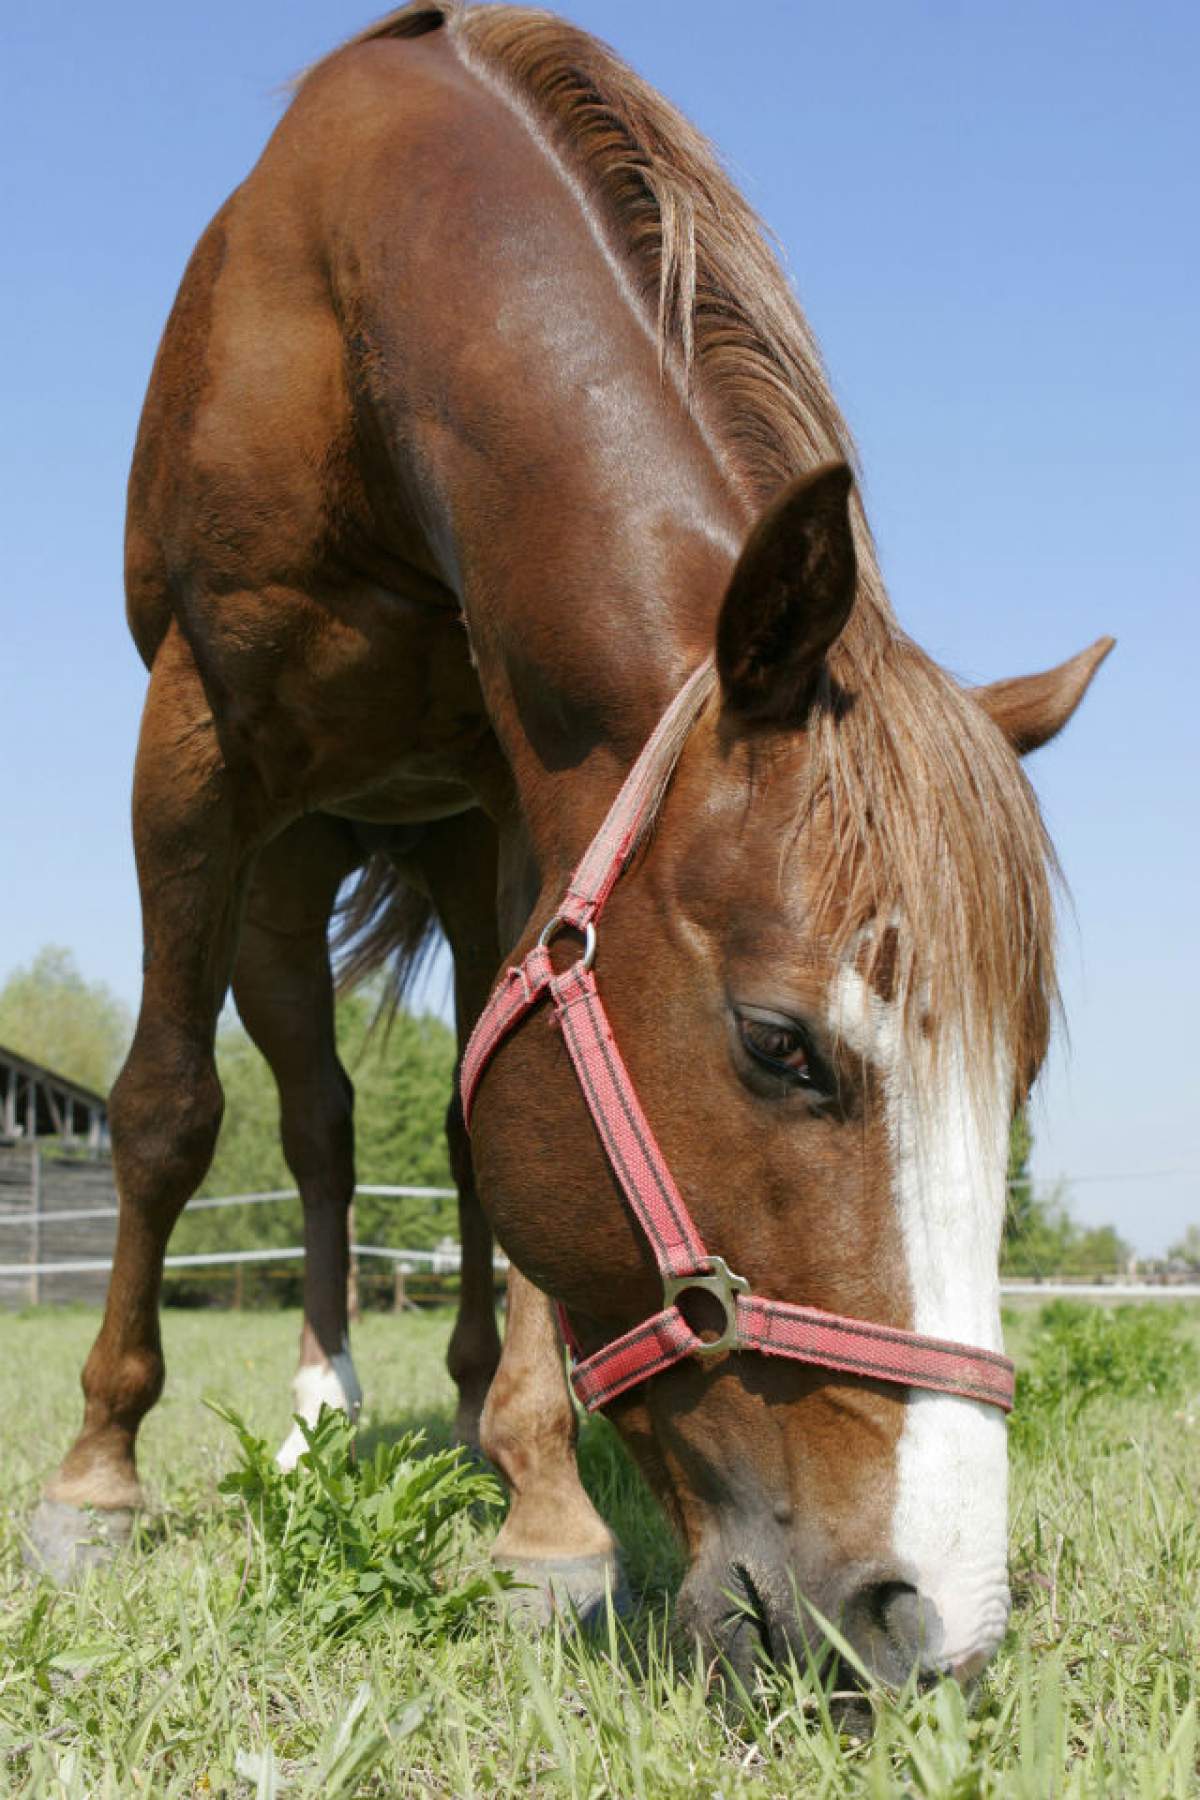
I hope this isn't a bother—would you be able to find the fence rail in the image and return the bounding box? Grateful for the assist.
[999,1281,1200,1300]
[1,1247,1196,1300]
[0,1183,454,1228]
[1,1148,1197,1305]
[0,1242,505,1279]
[0,1151,469,1308]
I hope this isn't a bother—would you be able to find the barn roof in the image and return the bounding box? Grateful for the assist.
[0,1043,108,1142]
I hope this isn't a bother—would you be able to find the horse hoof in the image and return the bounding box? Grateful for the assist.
[22,1500,135,1584]
[493,1552,631,1629]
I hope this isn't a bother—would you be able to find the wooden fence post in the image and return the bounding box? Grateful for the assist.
[347,1200,361,1323]
[29,1144,41,1308]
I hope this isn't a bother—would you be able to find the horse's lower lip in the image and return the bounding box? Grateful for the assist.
[949,1645,994,1684]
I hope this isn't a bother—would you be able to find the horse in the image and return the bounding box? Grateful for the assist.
[29,1,1111,1690]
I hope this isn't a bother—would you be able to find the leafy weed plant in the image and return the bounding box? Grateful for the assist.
[210,1401,505,1641]
[1013,1300,1200,1446]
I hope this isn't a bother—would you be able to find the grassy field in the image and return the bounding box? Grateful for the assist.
[1,1302,1197,1797]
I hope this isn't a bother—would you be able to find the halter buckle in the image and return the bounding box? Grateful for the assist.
[663,1256,750,1358]
[537,912,597,971]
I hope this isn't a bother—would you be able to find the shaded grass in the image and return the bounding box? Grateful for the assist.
[0,1304,1197,1795]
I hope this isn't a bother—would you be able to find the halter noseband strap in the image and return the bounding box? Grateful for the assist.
[461,662,1015,1416]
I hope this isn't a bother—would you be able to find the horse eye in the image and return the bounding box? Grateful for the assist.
[738,1014,812,1083]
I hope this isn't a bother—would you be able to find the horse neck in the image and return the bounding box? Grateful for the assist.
[429,341,745,887]
[471,489,740,893]
[364,38,751,884]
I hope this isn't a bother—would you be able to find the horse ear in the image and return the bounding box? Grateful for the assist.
[716,462,857,726]
[972,636,1115,755]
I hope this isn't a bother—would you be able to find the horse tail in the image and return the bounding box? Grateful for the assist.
[332,852,441,1030]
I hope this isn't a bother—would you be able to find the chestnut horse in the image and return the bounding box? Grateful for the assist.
[31,3,1111,1687]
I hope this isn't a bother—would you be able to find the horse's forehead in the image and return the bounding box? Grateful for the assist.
[672,750,844,935]
[669,771,829,929]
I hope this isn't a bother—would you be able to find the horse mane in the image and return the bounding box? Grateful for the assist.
[313,3,1058,1095]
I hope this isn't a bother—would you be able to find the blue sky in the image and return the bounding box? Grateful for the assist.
[2,1,1197,1253]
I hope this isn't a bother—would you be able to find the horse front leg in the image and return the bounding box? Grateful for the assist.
[417,811,621,1617]
[480,1267,624,1621]
[28,624,269,1579]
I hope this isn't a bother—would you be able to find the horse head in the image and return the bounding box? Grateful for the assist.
[474,464,1110,1689]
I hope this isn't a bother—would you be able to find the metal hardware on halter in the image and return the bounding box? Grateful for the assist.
[537,913,597,971]
[663,1257,750,1357]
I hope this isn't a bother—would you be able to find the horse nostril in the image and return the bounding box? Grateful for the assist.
[880,1582,944,1667]
[851,1580,947,1681]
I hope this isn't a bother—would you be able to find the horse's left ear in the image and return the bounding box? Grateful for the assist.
[972,636,1115,755]
[716,461,857,726]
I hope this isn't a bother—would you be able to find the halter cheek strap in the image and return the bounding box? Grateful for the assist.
[461,661,1015,1416]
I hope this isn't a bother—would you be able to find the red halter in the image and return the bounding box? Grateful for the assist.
[462,663,1015,1416]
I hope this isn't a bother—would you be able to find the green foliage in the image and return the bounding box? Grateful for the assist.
[1001,1108,1130,1277]
[1014,1300,1200,1443]
[197,1017,287,1200]
[341,993,459,1246]
[2,1304,1200,1796]
[1001,1188,1077,1277]
[210,1401,504,1641]
[1168,1223,1200,1269]
[1003,1109,1035,1241]
[1004,1209,1133,1279]
[1059,1222,1131,1277]
[0,945,131,1094]
[174,989,458,1262]
[1001,1108,1076,1275]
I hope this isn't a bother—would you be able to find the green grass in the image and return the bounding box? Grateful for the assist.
[1,1304,1198,1797]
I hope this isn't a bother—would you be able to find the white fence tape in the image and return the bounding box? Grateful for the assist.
[999,1282,1200,1300]
[0,1183,454,1228]
[0,1254,1193,1297]
[0,1180,1196,1294]
[0,1181,499,1282]
[0,1244,508,1279]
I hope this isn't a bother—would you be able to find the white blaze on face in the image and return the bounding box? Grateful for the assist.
[276,1340,363,1473]
[831,964,1012,1676]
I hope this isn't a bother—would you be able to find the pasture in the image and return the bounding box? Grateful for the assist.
[2,1302,1197,1797]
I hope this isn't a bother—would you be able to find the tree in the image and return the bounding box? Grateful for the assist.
[195,1020,289,1204]
[1003,1109,1036,1251]
[0,946,132,1094]
[1000,1183,1077,1277]
[1001,1106,1131,1277]
[1167,1224,1200,1270]
[172,990,458,1260]
[1062,1223,1131,1278]
[1000,1108,1074,1273]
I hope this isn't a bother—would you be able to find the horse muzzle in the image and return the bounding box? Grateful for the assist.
[677,1543,1011,1694]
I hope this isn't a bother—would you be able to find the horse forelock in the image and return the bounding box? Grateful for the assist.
[807,634,1060,1109]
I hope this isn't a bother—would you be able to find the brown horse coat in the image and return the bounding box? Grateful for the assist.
[34,4,1111,1685]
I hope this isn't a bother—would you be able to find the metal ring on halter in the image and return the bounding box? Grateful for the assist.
[662,1256,750,1358]
[537,913,597,971]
